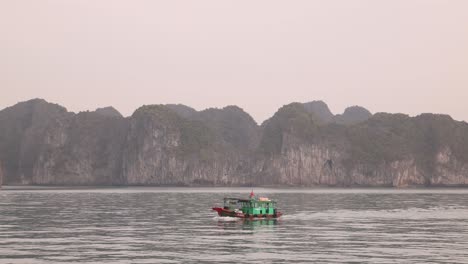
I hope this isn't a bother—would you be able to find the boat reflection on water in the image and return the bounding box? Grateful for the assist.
[216,217,280,230]
[242,218,279,229]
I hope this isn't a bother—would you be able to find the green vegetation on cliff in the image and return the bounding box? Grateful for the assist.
[260,103,320,154]
[1,99,467,187]
[346,113,468,174]
[132,105,219,159]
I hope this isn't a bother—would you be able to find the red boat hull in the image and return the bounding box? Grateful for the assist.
[212,207,283,219]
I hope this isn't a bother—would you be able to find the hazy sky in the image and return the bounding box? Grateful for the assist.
[1,1,467,123]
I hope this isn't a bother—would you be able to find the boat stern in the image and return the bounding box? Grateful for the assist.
[212,207,224,216]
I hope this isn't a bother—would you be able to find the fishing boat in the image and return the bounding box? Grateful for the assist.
[212,191,283,219]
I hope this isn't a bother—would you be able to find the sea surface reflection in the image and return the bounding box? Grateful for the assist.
[0,187,467,263]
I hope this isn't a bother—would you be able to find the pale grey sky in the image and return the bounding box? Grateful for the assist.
[1,0,467,123]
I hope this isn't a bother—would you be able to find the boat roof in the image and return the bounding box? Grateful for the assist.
[224,197,276,203]
[224,197,250,202]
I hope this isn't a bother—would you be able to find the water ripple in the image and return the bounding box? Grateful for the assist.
[0,188,468,263]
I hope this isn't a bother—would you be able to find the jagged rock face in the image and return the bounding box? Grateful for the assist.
[255,134,347,186]
[260,103,321,155]
[0,160,3,187]
[255,136,468,187]
[32,112,128,185]
[0,99,69,184]
[431,147,468,186]
[123,105,184,185]
[1,99,467,187]
[191,106,261,151]
[122,105,253,186]
[0,99,127,185]
[257,103,468,187]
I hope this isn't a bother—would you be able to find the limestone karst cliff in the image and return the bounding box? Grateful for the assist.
[1,99,467,187]
[0,160,3,187]
[0,99,69,184]
[0,99,127,185]
[257,106,468,187]
[122,105,256,186]
[32,110,128,185]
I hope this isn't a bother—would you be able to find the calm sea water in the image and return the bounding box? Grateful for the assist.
[0,187,467,263]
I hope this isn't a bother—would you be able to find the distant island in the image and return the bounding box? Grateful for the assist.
[0,99,467,188]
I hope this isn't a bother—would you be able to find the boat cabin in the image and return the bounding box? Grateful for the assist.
[223,197,277,216]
